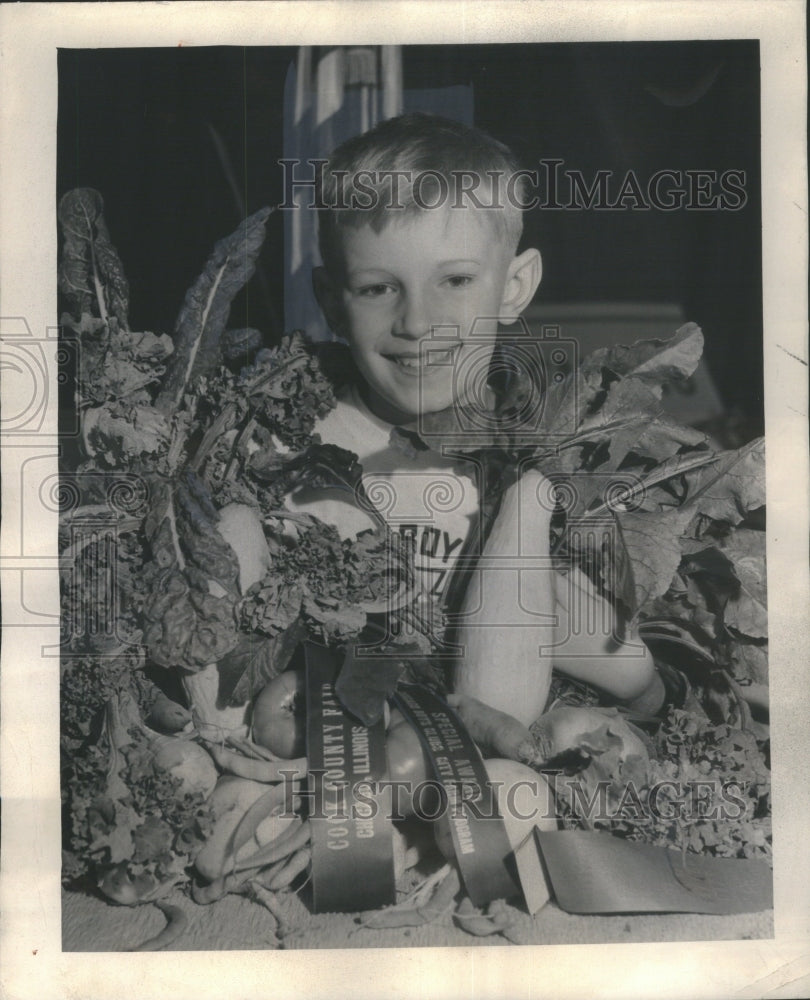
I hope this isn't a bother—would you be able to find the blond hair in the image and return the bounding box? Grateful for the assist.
[316,112,527,273]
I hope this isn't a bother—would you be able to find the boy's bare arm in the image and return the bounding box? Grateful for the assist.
[551,566,658,702]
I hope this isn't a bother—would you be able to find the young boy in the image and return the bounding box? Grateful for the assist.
[285,112,671,728]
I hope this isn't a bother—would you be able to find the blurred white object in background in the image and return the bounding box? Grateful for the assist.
[283,46,403,340]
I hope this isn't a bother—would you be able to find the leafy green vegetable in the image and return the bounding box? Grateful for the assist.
[242,519,415,651]
[82,401,172,466]
[58,188,130,327]
[61,667,212,887]
[719,537,768,641]
[335,648,406,725]
[74,318,174,406]
[554,709,771,864]
[217,619,307,707]
[243,332,339,450]
[155,207,273,414]
[142,474,241,671]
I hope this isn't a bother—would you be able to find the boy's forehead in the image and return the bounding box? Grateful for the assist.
[333,205,512,270]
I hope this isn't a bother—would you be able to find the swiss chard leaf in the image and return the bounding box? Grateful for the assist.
[156,207,273,415]
[58,188,130,328]
[335,645,409,725]
[142,473,241,671]
[579,322,704,387]
[605,438,765,618]
[218,618,307,706]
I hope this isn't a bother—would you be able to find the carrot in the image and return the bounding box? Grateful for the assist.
[243,880,295,943]
[192,876,226,905]
[232,818,310,874]
[191,869,256,904]
[248,857,289,887]
[205,742,306,783]
[130,901,187,951]
[224,784,288,871]
[446,693,542,766]
[266,846,311,891]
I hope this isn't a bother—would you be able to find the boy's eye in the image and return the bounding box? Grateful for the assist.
[356,283,396,298]
[444,275,474,289]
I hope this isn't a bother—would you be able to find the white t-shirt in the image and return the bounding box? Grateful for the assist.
[283,383,481,604]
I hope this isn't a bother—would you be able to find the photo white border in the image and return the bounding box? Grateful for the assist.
[1,3,807,998]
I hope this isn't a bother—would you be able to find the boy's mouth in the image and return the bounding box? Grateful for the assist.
[383,345,460,374]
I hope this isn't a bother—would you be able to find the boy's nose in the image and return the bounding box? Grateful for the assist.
[393,292,432,340]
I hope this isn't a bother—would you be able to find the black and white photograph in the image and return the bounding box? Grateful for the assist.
[1,3,807,999]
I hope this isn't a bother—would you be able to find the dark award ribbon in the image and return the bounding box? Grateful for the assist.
[393,684,519,906]
[304,642,396,914]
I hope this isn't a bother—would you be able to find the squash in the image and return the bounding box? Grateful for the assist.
[452,469,555,727]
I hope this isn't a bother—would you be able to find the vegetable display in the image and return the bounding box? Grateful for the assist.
[59,191,770,948]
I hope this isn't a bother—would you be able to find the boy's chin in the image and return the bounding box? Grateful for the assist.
[364,382,457,426]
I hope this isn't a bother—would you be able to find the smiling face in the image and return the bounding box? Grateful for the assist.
[319,207,539,425]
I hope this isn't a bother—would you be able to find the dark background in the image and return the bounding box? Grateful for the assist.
[57,41,762,428]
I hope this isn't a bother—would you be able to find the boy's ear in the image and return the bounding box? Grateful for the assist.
[499,248,542,322]
[312,266,345,334]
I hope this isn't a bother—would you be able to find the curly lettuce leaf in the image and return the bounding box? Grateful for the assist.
[83,402,171,466]
[71,318,174,405]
